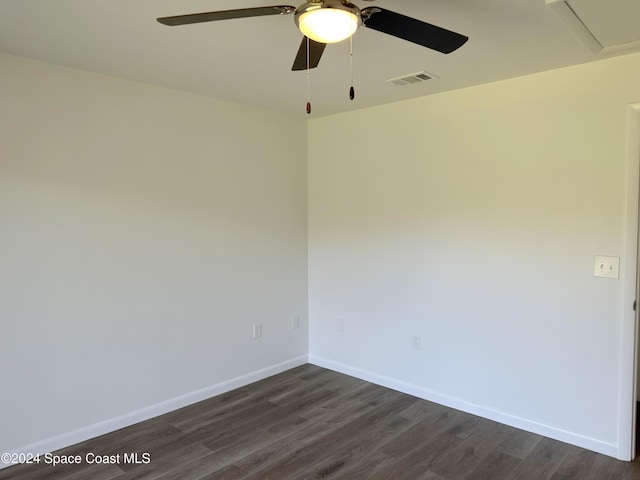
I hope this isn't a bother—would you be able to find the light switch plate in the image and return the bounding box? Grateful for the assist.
[594,256,620,279]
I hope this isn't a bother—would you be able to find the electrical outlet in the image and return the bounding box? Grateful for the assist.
[292,315,300,330]
[411,335,421,350]
[337,318,345,333]
[253,322,262,339]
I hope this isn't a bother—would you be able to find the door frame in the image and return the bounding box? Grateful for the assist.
[618,103,640,461]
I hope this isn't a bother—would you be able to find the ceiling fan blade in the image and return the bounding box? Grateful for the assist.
[361,7,468,54]
[157,5,296,26]
[292,37,327,71]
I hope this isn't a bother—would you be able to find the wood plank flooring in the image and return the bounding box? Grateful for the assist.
[2,364,639,480]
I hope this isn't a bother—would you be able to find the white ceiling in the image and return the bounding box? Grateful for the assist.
[566,0,640,47]
[1,0,638,117]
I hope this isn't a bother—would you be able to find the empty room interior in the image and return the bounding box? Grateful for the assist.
[3,1,640,478]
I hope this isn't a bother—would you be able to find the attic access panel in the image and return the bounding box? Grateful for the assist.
[546,0,640,54]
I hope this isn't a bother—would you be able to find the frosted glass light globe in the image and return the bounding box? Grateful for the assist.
[298,7,359,43]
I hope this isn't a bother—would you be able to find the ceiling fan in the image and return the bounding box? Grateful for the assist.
[157,1,469,72]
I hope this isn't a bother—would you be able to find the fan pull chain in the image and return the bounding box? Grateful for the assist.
[306,37,312,115]
[349,30,355,100]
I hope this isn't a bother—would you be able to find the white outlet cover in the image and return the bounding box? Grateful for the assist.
[253,323,263,339]
[593,255,620,279]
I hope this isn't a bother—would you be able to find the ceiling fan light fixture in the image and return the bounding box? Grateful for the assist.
[296,2,361,44]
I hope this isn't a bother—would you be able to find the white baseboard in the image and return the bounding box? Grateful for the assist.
[1,355,308,470]
[309,354,619,459]
[4,353,620,470]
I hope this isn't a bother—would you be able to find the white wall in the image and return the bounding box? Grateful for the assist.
[308,52,640,458]
[0,53,308,454]
[3,47,640,462]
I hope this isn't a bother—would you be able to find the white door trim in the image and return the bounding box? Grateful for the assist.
[618,103,640,461]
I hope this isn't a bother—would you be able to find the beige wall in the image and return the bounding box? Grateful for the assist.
[3,48,640,461]
[0,53,308,453]
[308,52,640,458]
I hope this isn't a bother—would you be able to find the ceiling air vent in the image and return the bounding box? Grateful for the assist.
[386,71,438,87]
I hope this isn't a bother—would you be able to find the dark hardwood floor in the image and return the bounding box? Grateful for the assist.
[2,364,639,480]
